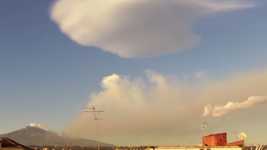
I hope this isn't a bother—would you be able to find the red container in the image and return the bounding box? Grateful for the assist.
[202,133,227,146]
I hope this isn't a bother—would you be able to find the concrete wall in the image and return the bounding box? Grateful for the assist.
[115,146,243,150]
[150,147,242,150]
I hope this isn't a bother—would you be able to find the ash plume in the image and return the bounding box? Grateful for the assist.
[65,70,267,145]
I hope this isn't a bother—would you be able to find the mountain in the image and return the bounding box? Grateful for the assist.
[0,126,112,147]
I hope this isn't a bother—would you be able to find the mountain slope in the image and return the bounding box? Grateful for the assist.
[0,126,111,147]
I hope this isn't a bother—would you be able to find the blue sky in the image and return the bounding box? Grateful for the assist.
[1,0,267,144]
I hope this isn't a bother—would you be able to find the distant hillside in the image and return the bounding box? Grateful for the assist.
[0,126,112,147]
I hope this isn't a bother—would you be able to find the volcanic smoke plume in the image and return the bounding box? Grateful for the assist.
[64,70,267,145]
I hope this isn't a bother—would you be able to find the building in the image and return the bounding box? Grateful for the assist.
[115,132,250,150]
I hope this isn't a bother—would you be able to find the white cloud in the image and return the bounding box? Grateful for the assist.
[203,96,267,117]
[50,0,254,58]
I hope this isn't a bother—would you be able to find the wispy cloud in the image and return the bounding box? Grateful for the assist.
[203,96,267,117]
[50,0,255,58]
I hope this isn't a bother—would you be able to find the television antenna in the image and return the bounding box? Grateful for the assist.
[82,105,104,150]
[82,105,104,120]
[201,121,209,137]
[201,121,208,131]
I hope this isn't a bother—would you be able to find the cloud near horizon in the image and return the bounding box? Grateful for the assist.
[50,0,255,58]
[64,70,267,145]
[203,96,267,117]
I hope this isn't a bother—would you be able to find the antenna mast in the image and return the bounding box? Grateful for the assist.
[82,105,104,120]
[82,105,104,150]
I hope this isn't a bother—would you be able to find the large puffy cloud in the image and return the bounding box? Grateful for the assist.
[50,0,254,58]
[64,70,267,145]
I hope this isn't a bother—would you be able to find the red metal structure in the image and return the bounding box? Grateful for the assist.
[228,140,244,147]
[202,132,227,146]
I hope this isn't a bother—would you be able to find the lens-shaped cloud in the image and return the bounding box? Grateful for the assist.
[50,0,254,58]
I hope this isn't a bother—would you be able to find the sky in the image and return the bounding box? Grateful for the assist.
[0,0,267,145]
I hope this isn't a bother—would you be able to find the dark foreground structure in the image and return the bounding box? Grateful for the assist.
[0,137,33,150]
[0,137,113,150]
